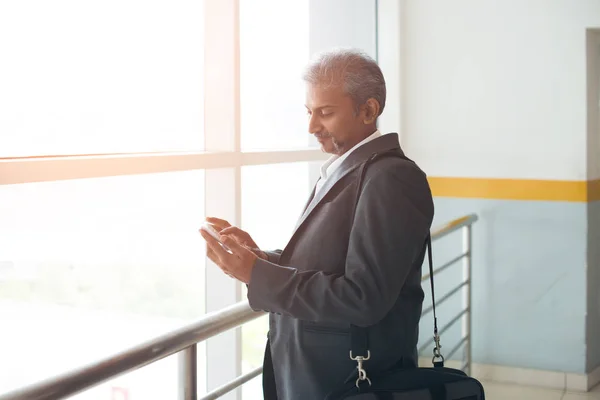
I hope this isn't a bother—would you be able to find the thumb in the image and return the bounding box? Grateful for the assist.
[220,226,241,236]
[206,217,231,230]
[220,226,252,242]
[221,235,250,256]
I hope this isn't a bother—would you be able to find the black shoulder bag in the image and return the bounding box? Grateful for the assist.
[326,151,485,400]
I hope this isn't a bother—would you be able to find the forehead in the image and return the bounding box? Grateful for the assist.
[305,83,352,109]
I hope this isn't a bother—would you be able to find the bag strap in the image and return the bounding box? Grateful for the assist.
[427,235,445,368]
[348,150,444,388]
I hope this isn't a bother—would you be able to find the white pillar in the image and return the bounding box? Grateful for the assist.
[204,0,242,398]
[376,0,403,139]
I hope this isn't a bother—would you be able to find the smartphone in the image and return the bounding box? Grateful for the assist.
[200,222,232,252]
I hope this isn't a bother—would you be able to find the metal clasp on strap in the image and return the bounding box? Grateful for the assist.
[350,350,372,388]
[432,333,445,367]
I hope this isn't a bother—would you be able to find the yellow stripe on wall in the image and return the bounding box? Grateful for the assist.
[428,177,600,202]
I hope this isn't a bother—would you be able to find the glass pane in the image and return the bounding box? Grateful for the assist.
[240,0,315,151]
[32,354,181,400]
[0,0,204,157]
[241,162,318,251]
[240,315,268,398]
[0,170,207,396]
[240,161,319,399]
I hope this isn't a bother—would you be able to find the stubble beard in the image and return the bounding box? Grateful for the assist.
[316,132,344,155]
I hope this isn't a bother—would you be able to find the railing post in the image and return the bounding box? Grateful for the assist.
[179,345,198,400]
[462,225,473,376]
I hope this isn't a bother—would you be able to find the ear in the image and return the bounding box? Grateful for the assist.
[362,98,380,125]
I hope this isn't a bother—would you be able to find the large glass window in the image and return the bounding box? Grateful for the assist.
[241,162,318,250]
[0,0,378,397]
[239,0,316,151]
[0,0,204,157]
[0,171,206,395]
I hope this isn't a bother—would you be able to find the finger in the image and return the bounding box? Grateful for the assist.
[206,245,234,277]
[206,246,219,264]
[205,217,231,230]
[200,229,234,262]
[207,250,220,266]
[219,226,253,243]
[219,226,244,236]
[206,240,220,262]
[209,254,234,279]
[221,235,253,258]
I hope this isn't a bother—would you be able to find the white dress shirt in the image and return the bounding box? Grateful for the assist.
[314,130,382,195]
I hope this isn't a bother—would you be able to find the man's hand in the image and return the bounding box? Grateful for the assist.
[205,217,268,260]
[200,227,258,284]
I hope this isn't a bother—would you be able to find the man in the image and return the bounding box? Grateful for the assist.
[200,49,434,399]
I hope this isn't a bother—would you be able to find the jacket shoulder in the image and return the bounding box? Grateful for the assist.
[360,153,434,218]
[363,152,429,186]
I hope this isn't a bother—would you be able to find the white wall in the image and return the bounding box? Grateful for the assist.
[379,0,600,181]
[309,0,377,57]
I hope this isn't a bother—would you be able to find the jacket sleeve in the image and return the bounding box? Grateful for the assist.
[263,250,283,265]
[246,166,434,327]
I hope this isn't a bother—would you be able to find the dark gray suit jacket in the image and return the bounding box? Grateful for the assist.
[247,133,434,399]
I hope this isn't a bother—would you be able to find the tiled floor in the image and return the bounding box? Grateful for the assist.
[483,381,600,400]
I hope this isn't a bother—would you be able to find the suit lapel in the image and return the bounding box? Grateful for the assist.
[298,184,317,219]
[294,161,361,231]
[291,133,402,236]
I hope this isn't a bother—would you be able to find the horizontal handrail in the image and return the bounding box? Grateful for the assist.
[0,213,478,400]
[199,367,263,400]
[431,214,478,241]
[0,302,264,400]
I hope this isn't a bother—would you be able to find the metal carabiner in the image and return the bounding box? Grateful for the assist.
[432,334,445,365]
[350,350,372,388]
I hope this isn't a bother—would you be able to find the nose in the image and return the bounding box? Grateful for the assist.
[308,114,323,135]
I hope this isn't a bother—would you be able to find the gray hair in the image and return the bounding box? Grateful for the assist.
[302,48,386,116]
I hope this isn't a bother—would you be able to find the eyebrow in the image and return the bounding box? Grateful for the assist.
[305,104,336,110]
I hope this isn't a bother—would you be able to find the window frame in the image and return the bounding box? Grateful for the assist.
[0,1,326,397]
[0,0,392,397]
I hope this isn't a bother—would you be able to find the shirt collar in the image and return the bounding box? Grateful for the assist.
[320,130,382,180]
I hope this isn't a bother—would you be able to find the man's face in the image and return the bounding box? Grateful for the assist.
[305,84,370,156]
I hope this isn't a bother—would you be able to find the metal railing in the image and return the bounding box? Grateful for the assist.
[418,214,476,376]
[0,213,478,400]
